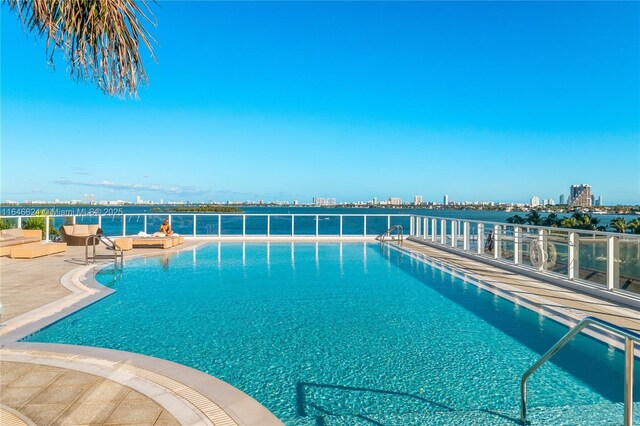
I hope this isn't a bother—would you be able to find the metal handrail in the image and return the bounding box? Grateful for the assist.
[377,225,404,246]
[85,234,124,267]
[521,316,639,425]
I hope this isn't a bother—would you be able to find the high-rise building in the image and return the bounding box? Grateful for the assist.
[598,195,603,206]
[548,198,555,206]
[83,194,88,204]
[389,197,402,206]
[443,195,449,206]
[372,197,378,205]
[135,195,143,204]
[530,196,540,207]
[569,184,592,207]
[414,195,423,205]
[559,194,566,205]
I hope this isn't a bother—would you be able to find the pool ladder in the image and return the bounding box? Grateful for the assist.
[521,316,639,425]
[376,225,404,246]
[85,234,124,268]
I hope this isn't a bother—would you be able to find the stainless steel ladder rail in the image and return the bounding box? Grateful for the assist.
[521,316,639,425]
[376,225,404,246]
[85,234,124,267]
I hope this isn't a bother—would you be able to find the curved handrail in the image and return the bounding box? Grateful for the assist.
[85,234,124,267]
[377,225,404,246]
[521,316,639,424]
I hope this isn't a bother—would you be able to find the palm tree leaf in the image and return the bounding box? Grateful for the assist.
[7,0,157,98]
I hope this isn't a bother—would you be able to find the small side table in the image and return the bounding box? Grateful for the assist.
[114,237,133,251]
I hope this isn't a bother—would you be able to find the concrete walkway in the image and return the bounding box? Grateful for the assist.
[401,239,640,334]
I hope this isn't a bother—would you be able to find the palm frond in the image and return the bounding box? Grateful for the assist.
[8,0,157,98]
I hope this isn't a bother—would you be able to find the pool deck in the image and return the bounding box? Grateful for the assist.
[1,237,639,425]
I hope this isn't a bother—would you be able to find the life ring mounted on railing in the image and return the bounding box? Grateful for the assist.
[528,238,557,270]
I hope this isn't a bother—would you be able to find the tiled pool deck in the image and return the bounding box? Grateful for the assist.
[1,237,639,425]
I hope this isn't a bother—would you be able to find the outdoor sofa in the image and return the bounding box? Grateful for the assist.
[0,228,43,256]
[59,224,103,246]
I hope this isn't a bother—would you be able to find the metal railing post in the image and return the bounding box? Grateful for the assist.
[514,226,521,265]
[242,214,246,237]
[72,215,77,224]
[122,214,126,236]
[624,337,634,426]
[291,215,295,236]
[267,214,271,237]
[340,215,343,237]
[193,214,197,236]
[431,218,437,242]
[568,232,579,280]
[143,214,147,234]
[98,214,102,229]
[218,214,222,236]
[463,221,470,251]
[363,215,367,237]
[17,216,22,228]
[387,215,391,230]
[607,235,620,290]
[410,216,414,236]
[45,216,50,242]
[315,214,319,236]
[494,225,501,259]
[451,220,457,248]
[440,219,446,244]
[477,223,484,254]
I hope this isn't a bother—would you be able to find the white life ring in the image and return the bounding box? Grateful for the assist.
[529,240,557,270]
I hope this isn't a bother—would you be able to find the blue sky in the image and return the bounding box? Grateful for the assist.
[2,1,639,204]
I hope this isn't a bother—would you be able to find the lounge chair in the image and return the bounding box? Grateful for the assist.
[59,224,103,246]
[131,236,173,249]
[10,242,67,259]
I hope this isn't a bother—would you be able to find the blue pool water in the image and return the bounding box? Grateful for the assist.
[26,243,639,425]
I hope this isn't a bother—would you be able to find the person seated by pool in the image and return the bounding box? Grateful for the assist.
[159,218,173,236]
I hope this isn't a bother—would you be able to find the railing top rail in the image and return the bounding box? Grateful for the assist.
[409,214,640,238]
[0,213,411,219]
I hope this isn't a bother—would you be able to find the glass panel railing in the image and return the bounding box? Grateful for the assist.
[318,216,340,235]
[196,215,219,236]
[170,215,194,236]
[342,215,365,236]
[293,215,315,236]
[577,233,608,288]
[269,215,292,236]
[366,216,388,236]
[125,214,145,235]
[245,215,268,235]
[220,215,243,236]
[618,235,640,295]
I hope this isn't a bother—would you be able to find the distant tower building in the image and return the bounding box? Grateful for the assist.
[548,198,555,206]
[414,195,423,205]
[542,199,548,206]
[591,195,595,206]
[530,196,540,207]
[90,194,95,204]
[83,194,88,204]
[389,197,402,206]
[443,195,449,206]
[569,184,592,207]
[598,195,603,206]
[372,196,378,204]
[135,195,143,204]
[559,194,565,205]
[293,200,299,206]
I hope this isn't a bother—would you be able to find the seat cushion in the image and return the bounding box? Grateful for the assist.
[1,228,24,238]
[0,234,17,242]
[73,224,90,236]
[62,225,74,235]
[88,224,100,235]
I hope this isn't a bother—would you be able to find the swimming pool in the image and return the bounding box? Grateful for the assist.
[26,243,639,425]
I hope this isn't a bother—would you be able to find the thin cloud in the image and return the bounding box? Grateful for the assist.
[52,179,209,196]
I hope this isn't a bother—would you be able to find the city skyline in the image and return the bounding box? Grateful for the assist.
[2,2,639,204]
